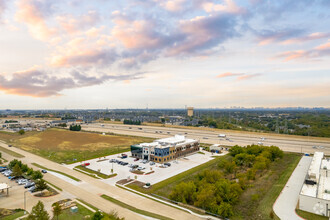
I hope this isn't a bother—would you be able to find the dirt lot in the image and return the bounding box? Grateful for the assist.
[5,129,153,164]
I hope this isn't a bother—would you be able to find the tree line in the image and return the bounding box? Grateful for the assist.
[123,119,141,125]
[169,145,283,218]
[69,124,81,131]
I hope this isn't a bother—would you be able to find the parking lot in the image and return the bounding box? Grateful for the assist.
[0,170,66,214]
[66,150,227,185]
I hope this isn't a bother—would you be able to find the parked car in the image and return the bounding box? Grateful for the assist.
[164,162,171,167]
[149,162,155,165]
[4,171,12,177]
[29,186,37,193]
[10,176,19,181]
[142,160,148,164]
[134,158,139,161]
[121,154,128,159]
[82,163,90,166]
[0,167,7,172]
[18,179,28,185]
[24,181,35,189]
[137,167,145,171]
[8,145,12,147]
[109,159,116,163]
[41,169,47,173]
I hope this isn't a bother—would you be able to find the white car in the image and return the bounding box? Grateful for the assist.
[137,167,145,171]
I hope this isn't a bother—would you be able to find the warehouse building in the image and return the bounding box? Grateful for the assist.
[299,152,330,217]
[131,135,199,163]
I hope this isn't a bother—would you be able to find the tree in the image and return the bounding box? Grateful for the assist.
[32,170,43,180]
[27,201,50,220]
[18,129,25,135]
[217,202,234,218]
[52,202,62,220]
[36,179,47,192]
[92,211,103,220]
[229,145,245,157]
[27,168,34,176]
[12,163,23,177]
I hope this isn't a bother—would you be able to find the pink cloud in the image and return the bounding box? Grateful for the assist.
[217,72,244,78]
[281,32,330,45]
[275,40,330,61]
[237,73,261,81]
[202,0,245,14]
[56,11,100,35]
[15,0,56,41]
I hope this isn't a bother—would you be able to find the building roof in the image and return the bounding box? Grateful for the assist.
[0,183,10,190]
[307,152,323,182]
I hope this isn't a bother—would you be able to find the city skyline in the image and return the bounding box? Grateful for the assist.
[0,0,329,109]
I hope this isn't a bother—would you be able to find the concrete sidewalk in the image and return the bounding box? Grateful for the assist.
[273,156,312,220]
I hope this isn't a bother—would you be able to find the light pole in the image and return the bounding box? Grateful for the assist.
[24,190,28,214]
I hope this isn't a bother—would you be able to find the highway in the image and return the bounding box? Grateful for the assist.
[82,123,330,155]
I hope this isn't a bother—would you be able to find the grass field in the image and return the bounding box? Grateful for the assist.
[296,209,328,220]
[6,128,152,164]
[57,203,93,220]
[2,211,26,220]
[101,194,172,220]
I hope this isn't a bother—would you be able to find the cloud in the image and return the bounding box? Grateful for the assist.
[201,0,245,14]
[154,0,188,12]
[275,40,330,61]
[217,72,244,78]
[56,11,100,35]
[237,73,261,80]
[256,28,305,45]
[0,0,6,21]
[51,48,118,67]
[15,0,56,41]
[0,69,145,97]
[167,13,239,56]
[281,32,330,44]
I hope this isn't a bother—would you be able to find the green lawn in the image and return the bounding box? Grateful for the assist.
[296,209,329,220]
[57,203,93,220]
[32,163,81,182]
[74,165,117,179]
[0,146,24,158]
[101,194,172,220]
[76,199,99,212]
[2,211,26,220]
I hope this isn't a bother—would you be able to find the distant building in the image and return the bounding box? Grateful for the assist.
[187,107,194,117]
[299,152,330,217]
[131,135,199,163]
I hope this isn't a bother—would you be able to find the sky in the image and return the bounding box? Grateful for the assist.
[0,0,329,109]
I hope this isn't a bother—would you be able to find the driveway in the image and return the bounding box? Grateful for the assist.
[273,156,312,220]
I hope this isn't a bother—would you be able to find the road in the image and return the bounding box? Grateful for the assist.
[82,123,330,155]
[273,156,312,220]
[0,142,203,220]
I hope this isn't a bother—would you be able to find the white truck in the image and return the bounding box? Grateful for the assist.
[218,134,226,138]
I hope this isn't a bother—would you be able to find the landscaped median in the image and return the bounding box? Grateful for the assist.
[100,194,172,220]
[74,165,117,179]
[32,163,81,182]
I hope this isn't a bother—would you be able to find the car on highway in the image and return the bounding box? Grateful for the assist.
[312,146,317,149]
[203,137,208,139]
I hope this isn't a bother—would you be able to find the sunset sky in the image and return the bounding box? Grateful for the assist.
[0,0,329,109]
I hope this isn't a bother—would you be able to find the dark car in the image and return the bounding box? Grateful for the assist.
[41,169,47,173]
[164,162,171,167]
